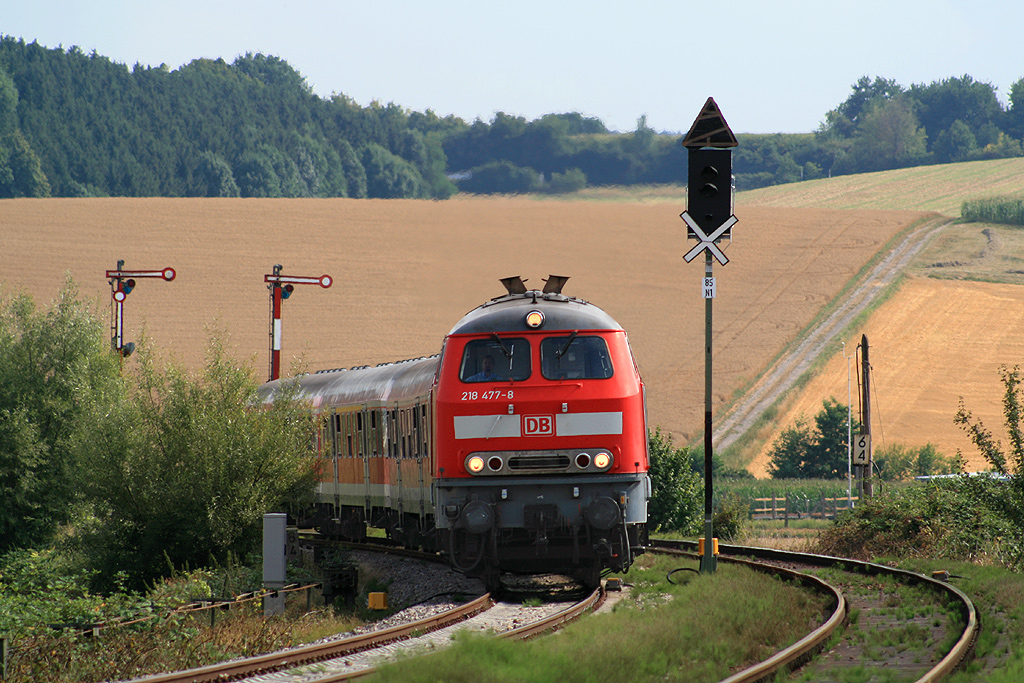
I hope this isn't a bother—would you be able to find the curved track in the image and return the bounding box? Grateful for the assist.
[124,540,601,683]
[652,540,977,682]
[122,592,492,683]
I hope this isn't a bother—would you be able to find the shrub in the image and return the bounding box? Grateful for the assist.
[457,160,540,194]
[873,443,957,481]
[73,334,319,589]
[815,475,1024,568]
[712,492,749,541]
[647,428,701,534]
[542,167,586,194]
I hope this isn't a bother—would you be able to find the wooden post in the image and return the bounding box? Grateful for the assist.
[861,334,874,497]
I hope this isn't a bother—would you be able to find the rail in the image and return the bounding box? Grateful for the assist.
[651,540,977,683]
[307,586,603,683]
[120,592,493,683]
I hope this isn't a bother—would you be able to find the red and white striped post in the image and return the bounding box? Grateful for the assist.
[105,260,176,357]
[264,265,333,381]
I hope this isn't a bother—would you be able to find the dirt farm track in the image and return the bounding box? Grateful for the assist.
[0,196,1005,473]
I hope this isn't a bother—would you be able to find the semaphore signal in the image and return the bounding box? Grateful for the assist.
[265,264,333,381]
[105,259,176,357]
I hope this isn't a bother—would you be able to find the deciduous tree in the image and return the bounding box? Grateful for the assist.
[767,398,857,479]
[0,281,119,552]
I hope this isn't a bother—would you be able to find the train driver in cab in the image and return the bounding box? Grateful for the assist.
[466,354,499,382]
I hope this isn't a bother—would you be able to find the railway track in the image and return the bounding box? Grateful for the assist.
[124,538,975,682]
[650,540,977,682]
[123,541,601,683]
[237,587,602,683]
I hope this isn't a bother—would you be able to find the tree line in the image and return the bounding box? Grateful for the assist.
[3,36,1024,198]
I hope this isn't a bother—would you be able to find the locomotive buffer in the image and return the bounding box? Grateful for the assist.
[680,97,737,575]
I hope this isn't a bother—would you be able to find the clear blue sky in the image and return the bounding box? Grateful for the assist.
[4,0,1023,134]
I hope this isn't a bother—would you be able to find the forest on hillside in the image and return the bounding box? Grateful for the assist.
[2,35,1024,199]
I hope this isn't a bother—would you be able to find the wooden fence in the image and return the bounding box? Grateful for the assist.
[751,494,857,525]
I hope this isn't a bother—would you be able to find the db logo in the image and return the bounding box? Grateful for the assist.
[523,415,554,436]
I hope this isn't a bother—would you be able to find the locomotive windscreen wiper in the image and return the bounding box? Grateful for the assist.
[491,333,516,375]
[491,333,512,359]
[556,331,578,359]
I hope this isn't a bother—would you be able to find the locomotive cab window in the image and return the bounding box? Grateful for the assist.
[460,337,530,382]
[540,335,614,380]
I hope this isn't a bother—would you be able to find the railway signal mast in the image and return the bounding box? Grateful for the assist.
[105,259,176,358]
[680,97,738,575]
[264,264,333,381]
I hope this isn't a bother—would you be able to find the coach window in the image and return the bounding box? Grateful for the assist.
[421,404,429,454]
[346,413,355,458]
[540,335,614,380]
[332,413,342,458]
[460,337,530,382]
[412,406,421,459]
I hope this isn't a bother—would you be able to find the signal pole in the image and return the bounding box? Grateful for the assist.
[104,260,176,357]
[680,98,738,575]
[264,265,333,381]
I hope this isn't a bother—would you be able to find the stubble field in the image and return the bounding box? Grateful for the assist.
[747,220,1024,476]
[0,196,921,448]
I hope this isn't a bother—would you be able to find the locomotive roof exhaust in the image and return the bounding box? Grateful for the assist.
[499,275,570,296]
[542,275,569,294]
[500,276,528,295]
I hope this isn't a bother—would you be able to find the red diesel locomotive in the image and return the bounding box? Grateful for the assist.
[259,276,650,587]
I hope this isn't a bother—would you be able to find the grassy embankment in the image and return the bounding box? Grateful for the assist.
[369,554,828,683]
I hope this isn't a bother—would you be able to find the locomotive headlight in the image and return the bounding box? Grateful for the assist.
[525,310,545,328]
[467,456,485,474]
[593,452,612,470]
[585,497,621,530]
[461,500,495,534]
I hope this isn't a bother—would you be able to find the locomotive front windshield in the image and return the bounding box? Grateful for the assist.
[460,337,531,382]
[540,335,613,380]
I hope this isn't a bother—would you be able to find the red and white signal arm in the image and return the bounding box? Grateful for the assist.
[107,267,175,301]
[264,274,332,288]
[853,434,871,464]
[106,267,176,281]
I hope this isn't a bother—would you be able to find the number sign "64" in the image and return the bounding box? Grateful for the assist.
[853,434,871,464]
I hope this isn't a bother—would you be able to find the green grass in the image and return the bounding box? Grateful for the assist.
[367,555,829,682]
[895,558,1024,681]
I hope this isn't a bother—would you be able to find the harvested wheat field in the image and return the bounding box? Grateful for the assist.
[0,197,922,445]
[739,157,1024,215]
[748,277,1024,476]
